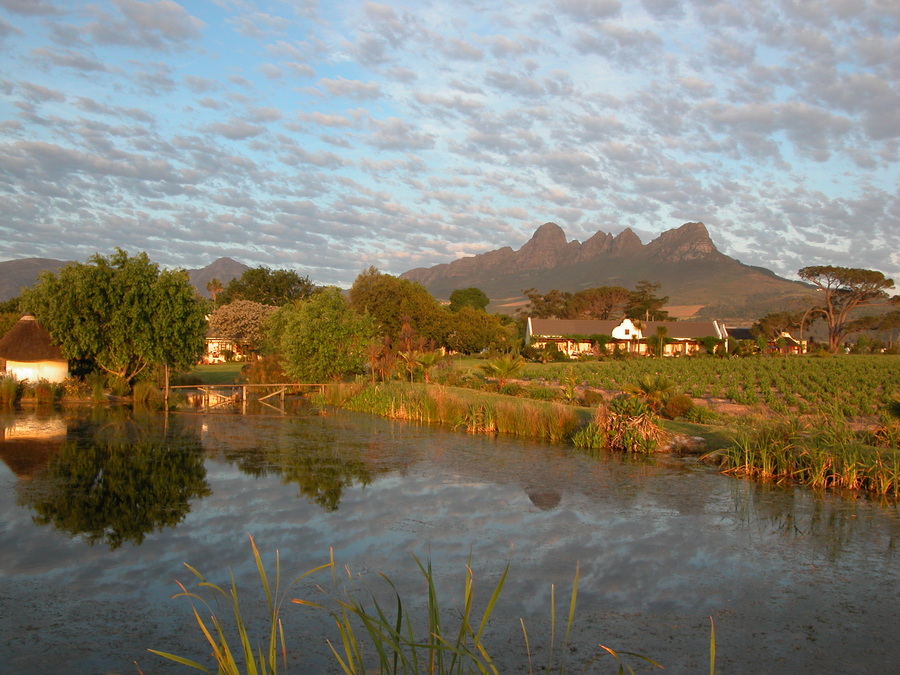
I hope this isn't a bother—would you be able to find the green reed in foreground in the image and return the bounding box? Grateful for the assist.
[149,536,680,674]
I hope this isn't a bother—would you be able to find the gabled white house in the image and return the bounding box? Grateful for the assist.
[525,317,728,357]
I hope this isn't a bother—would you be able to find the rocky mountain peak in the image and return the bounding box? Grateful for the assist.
[646,222,717,262]
[515,222,577,269]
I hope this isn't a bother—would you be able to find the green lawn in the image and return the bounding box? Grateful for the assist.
[181,362,244,385]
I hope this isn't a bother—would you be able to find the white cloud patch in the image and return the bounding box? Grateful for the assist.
[0,0,897,287]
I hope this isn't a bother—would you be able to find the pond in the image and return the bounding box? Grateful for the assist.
[1,405,900,674]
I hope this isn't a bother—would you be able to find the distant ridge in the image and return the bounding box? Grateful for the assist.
[401,222,815,319]
[0,257,250,302]
[187,257,249,298]
[0,258,71,302]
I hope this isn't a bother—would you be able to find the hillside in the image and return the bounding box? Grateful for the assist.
[0,257,249,302]
[402,222,816,320]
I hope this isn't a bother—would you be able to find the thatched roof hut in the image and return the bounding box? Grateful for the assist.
[0,314,69,383]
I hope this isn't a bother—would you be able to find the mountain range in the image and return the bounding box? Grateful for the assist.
[1,222,815,322]
[0,256,249,302]
[401,222,816,320]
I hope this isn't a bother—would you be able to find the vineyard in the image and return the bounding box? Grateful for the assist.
[519,355,900,419]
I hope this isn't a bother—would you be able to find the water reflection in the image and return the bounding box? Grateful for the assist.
[3,407,900,674]
[12,408,210,549]
[729,479,900,560]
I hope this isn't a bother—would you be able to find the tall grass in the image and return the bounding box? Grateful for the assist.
[321,383,581,444]
[150,537,677,674]
[0,374,22,406]
[149,535,332,674]
[711,414,900,498]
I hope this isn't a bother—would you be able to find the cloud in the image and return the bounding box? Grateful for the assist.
[1,0,898,288]
[319,77,382,99]
[84,0,204,50]
[204,119,267,140]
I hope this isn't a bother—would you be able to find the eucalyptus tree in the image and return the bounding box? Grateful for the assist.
[22,249,207,388]
[798,266,897,353]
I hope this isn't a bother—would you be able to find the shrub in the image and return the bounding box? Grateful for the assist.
[574,396,669,453]
[241,355,287,384]
[684,405,719,425]
[62,376,93,399]
[580,389,606,407]
[525,385,560,401]
[663,393,695,420]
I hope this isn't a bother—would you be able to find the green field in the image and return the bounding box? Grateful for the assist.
[512,355,900,419]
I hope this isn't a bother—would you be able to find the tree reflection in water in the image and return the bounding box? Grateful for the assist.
[219,419,382,512]
[16,408,210,549]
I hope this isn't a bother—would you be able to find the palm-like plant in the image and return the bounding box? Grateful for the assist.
[415,350,445,383]
[206,277,224,307]
[623,373,674,412]
[888,394,900,420]
[479,354,525,387]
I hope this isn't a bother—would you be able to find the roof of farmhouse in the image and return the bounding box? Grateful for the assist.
[0,314,66,362]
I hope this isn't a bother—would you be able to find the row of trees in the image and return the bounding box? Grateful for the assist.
[518,281,670,321]
[14,251,900,394]
[751,267,900,351]
[16,252,519,388]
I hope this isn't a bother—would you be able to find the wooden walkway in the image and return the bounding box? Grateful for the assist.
[169,383,329,412]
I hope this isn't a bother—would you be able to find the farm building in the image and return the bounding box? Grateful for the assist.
[525,317,729,357]
[0,314,69,383]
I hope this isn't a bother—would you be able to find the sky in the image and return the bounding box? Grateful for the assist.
[0,0,898,289]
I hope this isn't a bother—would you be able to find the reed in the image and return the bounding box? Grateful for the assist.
[151,538,678,674]
[325,555,509,674]
[0,374,22,406]
[712,415,900,497]
[325,382,583,444]
[148,535,332,674]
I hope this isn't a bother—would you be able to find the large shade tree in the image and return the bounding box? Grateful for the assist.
[270,287,376,382]
[798,266,897,353]
[449,287,490,312]
[349,267,447,344]
[21,249,207,387]
[219,266,314,306]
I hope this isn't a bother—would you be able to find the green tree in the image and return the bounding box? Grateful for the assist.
[206,277,224,307]
[208,300,277,354]
[444,306,511,354]
[449,287,490,312]
[566,286,631,320]
[219,266,314,306]
[626,280,669,321]
[349,267,447,344]
[21,249,206,387]
[648,325,670,357]
[751,311,802,340]
[798,266,897,353]
[517,288,572,319]
[270,287,376,382]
